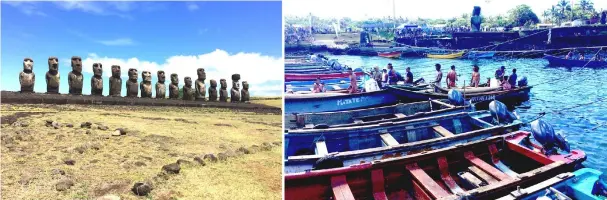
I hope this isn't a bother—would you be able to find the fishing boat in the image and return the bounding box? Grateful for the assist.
[285,71,365,82]
[285,99,472,130]
[378,51,401,59]
[285,129,586,199]
[285,78,352,87]
[433,84,501,94]
[498,168,605,200]
[388,85,532,105]
[466,51,496,59]
[285,90,398,114]
[427,51,466,59]
[285,104,524,173]
[544,54,607,68]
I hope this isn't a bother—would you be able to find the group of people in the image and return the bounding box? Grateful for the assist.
[565,51,606,62]
[370,63,424,88]
[431,64,518,91]
[312,67,359,94]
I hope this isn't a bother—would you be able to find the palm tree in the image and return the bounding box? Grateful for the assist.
[579,0,594,19]
[557,0,572,21]
[543,10,551,23]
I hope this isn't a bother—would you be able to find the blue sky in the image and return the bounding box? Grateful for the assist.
[1,1,283,96]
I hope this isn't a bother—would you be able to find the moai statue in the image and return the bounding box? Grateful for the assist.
[241,81,250,102]
[208,79,218,101]
[183,77,195,100]
[155,70,166,99]
[19,57,35,93]
[230,74,241,102]
[219,79,228,102]
[109,65,122,97]
[68,56,83,95]
[169,73,179,99]
[126,68,138,97]
[91,63,103,96]
[194,68,206,101]
[45,57,60,94]
[140,71,152,98]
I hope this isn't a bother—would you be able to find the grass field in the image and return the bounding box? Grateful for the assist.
[0,100,282,200]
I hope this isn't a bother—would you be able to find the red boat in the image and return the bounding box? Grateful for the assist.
[285,71,365,81]
[378,51,401,59]
[285,131,585,200]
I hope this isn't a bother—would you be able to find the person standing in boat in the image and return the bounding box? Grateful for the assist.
[381,69,388,88]
[470,65,480,87]
[495,66,506,81]
[508,68,517,88]
[372,66,382,88]
[387,63,397,85]
[565,51,573,59]
[312,77,324,93]
[446,65,458,89]
[433,64,443,92]
[347,68,358,94]
[404,67,413,85]
[579,53,585,60]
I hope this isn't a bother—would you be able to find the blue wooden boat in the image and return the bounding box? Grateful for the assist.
[285,69,344,74]
[466,51,496,59]
[285,78,355,87]
[387,85,532,105]
[498,168,606,200]
[286,82,362,92]
[285,107,524,174]
[285,130,586,199]
[544,54,607,68]
[285,90,398,114]
[285,99,472,130]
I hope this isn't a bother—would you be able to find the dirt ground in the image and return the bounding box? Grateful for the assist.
[0,99,282,200]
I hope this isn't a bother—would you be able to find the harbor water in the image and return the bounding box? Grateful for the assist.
[330,55,607,173]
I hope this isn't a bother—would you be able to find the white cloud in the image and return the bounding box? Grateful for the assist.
[97,38,135,46]
[80,50,283,96]
[2,1,47,16]
[186,2,199,11]
[52,1,133,19]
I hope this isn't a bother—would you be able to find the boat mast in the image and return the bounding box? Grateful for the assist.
[393,0,396,33]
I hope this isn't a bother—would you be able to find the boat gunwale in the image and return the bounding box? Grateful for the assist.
[388,85,534,97]
[284,89,390,100]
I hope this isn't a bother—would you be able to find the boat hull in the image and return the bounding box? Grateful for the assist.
[388,85,532,106]
[378,51,401,58]
[285,90,398,114]
[544,54,607,68]
[427,51,465,59]
[285,71,365,81]
[498,168,604,200]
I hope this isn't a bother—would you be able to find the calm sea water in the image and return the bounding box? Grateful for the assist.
[330,55,607,173]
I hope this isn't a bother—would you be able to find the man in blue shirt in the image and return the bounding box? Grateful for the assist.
[405,67,413,84]
[508,68,517,87]
[495,66,506,81]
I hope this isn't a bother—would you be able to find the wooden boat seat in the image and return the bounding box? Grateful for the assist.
[489,144,519,178]
[432,125,455,137]
[371,169,388,200]
[458,171,485,188]
[331,175,355,200]
[316,141,329,156]
[437,157,465,194]
[463,151,512,181]
[394,113,407,118]
[431,100,455,108]
[380,133,399,146]
[468,166,499,184]
[406,163,451,199]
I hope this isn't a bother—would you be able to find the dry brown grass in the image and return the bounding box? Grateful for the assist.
[1,101,282,200]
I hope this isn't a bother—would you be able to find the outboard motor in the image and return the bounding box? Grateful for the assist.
[518,76,528,87]
[592,173,607,197]
[488,100,518,124]
[448,90,465,106]
[530,119,571,155]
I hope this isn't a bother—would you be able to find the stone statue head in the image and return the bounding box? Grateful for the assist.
[48,57,58,72]
[242,81,249,90]
[142,71,152,82]
[71,56,82,73]
[128,68,138,81]
[93,63,103,77]
[170,73,179,85]
[157,70,166,83]
[197,68,206,80]
[23,57,34,72]
[111,65,121,78]
[220,79,227,89]
[184,77,192,87]
[210,79,217,87]
[232,80,240,90]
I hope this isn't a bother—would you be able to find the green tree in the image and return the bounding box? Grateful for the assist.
[578,0,594,19]
[508,4,540,27]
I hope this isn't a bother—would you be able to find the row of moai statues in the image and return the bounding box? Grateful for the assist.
[18,57,250,102]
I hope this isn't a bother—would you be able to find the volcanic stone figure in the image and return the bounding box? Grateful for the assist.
[230,74,241,102]
[126,68,139,97]
[68,56,84,95]
[91,63,103,96]
[19,57,35,93]
[470,6,482,32]
[156,70,166,99]
[45,57,60,94]
[108,65,122,96]
[183,77,195,100]
[194,68,206,100]
[169,73,179,99]
[208,79,218,101]
[241,81,250,102]
[219,79,228,102]
[140,71,153,98]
